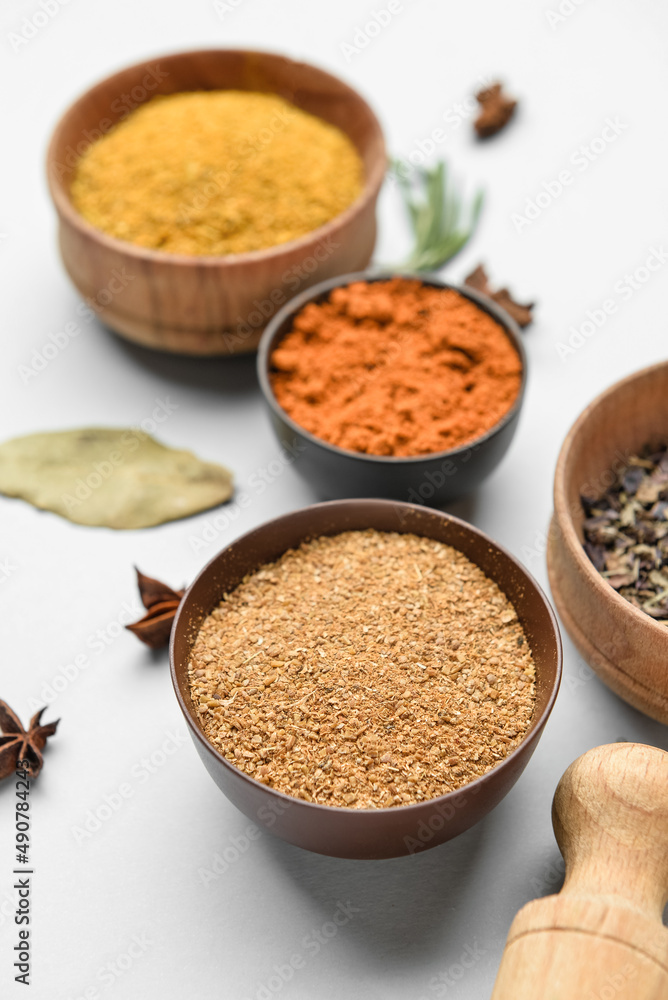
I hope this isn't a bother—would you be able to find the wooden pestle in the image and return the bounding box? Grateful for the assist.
[491,743,668,1000]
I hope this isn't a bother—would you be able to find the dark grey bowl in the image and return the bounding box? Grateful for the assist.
[170,499,561,859]
[257,271,527,506]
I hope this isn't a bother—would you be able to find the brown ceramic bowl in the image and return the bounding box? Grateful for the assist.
[170,499,561,859]
[46,49,386,355]
[548,361,668,724]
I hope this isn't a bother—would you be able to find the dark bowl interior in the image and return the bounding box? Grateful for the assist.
[256,272,527,507]
[170,499,561,859]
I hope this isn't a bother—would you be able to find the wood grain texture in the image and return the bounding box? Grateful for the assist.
[491,743,668,1000]
[46,49,386,355]
[547,361,668,723]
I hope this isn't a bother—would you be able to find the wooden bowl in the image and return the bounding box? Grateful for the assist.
[170,499,562,859]
[46,49,386,356]
[547,361,668,723]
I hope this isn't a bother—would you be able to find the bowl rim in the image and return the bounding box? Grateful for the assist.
[169,497,562,817]
[553,359,668,637]
[256,270,528,466]
[46,47,387,267]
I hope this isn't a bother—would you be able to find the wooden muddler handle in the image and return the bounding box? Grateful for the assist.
[491,743,668,1000]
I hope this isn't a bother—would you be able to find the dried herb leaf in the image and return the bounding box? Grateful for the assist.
[126,568,185,648]
[465,264,535,328]
[581,443,668,622]
[0,701,59,780]
[0,428,233,529]
[392,159,483,271]
[474,82,517,138]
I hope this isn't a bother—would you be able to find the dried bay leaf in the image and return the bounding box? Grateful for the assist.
[0,428,233,529]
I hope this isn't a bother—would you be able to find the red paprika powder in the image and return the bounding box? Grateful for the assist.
[270,278,522,458]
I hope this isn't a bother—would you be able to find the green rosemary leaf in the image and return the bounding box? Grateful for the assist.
[392,159,484,272]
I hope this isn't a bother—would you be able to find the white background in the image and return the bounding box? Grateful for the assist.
[1,1,668,998]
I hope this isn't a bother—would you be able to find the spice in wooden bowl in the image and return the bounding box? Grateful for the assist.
[187,529,536,809]
[269,278,523,457]
[581,443,668,623]
[70,90,363,256]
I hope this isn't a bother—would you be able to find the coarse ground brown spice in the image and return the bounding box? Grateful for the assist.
[270,279,523,457]
[188,530,536,809]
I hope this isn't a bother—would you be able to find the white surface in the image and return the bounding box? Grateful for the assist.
[2,1,668,997]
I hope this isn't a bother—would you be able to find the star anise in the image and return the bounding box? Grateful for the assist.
[126,568,185,649]
[474,82,517,138]
[0,701,59,780]
[465,264,535,328]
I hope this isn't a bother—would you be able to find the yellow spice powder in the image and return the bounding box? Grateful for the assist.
[70,90,363,256]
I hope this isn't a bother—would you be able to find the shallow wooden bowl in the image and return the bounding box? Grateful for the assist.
[547,361,668,723]
[171,499,561,859]
[46,49,386,355]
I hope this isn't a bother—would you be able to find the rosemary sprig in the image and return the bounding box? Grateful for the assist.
[392,158,483,272]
